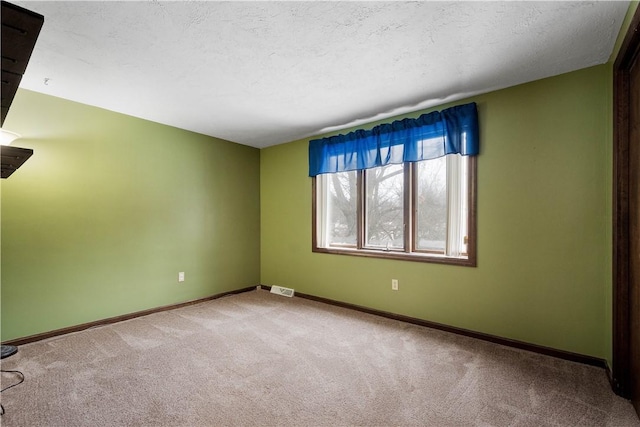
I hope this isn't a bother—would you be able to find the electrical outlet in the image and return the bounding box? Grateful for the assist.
[178,272,185,282]
[392,279,398,290]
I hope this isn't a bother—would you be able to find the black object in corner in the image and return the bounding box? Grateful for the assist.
[0,345,17,359]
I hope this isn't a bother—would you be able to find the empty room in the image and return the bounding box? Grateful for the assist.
[1,1,640,425]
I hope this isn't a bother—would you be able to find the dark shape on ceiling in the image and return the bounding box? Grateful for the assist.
[1,1,43,179]
[1,0,44,126]
[1,144,32,178]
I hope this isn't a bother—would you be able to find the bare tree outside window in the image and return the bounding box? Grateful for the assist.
[365,164,404,249]
[326,170,357,246]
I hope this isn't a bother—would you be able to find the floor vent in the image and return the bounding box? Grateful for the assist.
[270,286,295,298]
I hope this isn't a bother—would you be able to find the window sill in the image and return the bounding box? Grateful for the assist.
[312,246,476,267]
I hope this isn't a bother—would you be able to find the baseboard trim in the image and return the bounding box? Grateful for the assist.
[605,361,620,395]
[7,284,608,370]
[261,285,607,369]
[2,286,258,346]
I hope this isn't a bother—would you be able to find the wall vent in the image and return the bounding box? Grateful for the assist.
[270,286,294,298]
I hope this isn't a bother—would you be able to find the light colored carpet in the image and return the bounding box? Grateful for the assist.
[0,289,638,426]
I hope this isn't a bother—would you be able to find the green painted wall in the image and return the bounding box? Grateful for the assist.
[3,6,634,359]
[261,65,610,359]
[1,89,260,341]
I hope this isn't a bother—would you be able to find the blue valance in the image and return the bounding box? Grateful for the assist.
[308,102,479,177]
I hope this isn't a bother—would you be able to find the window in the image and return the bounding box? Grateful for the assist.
[313,154,476,266]
[309,102,478,266]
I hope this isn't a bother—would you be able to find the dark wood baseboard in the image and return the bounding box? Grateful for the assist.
[6,284,608,371]
[260,285,607,369]
[606,361,615,390]
[2,286,258,346]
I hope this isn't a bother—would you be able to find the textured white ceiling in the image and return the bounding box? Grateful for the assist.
[12,1,630,148]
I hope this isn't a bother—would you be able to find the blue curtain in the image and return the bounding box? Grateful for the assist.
[308,102,478,177]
